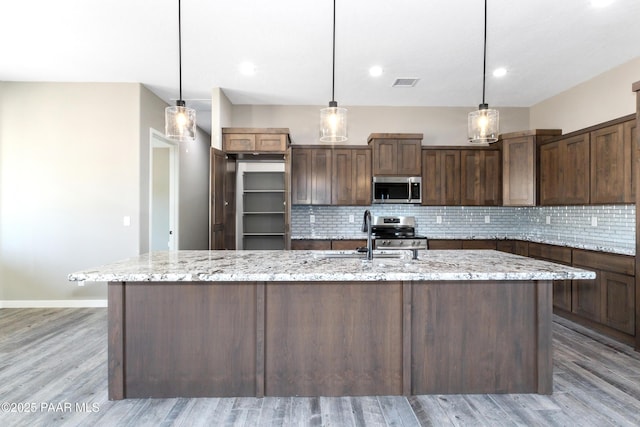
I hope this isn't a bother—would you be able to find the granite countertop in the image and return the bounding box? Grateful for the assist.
[291,234,634,256]
[68,249,595,283]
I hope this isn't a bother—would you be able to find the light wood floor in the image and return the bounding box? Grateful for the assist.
[1,308,640,426]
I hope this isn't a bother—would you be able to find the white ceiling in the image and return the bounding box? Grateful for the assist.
[2,0,640,135]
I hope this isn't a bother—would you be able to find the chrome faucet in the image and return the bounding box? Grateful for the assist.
[362,210,373,260]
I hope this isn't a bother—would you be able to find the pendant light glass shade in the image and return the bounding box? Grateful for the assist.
[165,0,196,143]
[320,101,348,143]
[468,104,499,144]
[166,101,196,142]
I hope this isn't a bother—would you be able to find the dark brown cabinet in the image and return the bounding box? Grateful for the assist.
[421,149,460,205]
[210,148,236,249]
[590,123,634,204]
[460,149,502,206]
[291,239,366,250]
[540,134,590,205]
[332,148,372,205]
[291,148,332,205]
[501,130,561,206]
[368,133,422,176]
[527,243,573,312]
[572,249,635,335]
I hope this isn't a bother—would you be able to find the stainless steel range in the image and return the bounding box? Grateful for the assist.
[371,215,428,258]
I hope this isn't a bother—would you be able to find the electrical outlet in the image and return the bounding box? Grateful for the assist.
[591,216,598,227]
[546,216,551,225]
[309,215,315,223]
[436,215,442,224]
[349,214,354,223]
[484,215,490,224]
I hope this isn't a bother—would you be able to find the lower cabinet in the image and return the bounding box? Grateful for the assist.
[572,249,635,335]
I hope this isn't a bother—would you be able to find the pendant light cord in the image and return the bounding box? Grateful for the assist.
[482,0,487,105]
[331,0,336,103]
[178,0,184,102]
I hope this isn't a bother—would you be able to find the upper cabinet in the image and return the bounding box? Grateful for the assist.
[460,148,502,206]
[539,115,635,206]
[421,149,460,205]
[223,128,290,153]
[332,148,372,205]
[590,123,634,204]
[501,130,561,206]
[368,133,422,176]
[291,146,371,206]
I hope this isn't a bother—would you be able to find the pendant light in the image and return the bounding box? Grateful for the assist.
[319,0,347,143]
[165,0,196,142]
[468,0,499,144]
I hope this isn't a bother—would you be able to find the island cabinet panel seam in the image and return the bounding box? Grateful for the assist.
[402,281,412,396]
[107,282,125,400]
[255,281,265,398]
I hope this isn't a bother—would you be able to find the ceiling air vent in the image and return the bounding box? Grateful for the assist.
[392,78,419,87]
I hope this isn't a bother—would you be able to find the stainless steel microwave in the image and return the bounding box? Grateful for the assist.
[372,176,422,204]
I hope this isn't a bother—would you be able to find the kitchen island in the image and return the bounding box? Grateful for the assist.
[69,249,595,400]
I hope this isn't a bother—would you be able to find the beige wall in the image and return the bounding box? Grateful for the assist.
[530,57,640,133]
[211,88,233,150]
[230,105,530,146]
[0,82,140,303]
[0,82,211,305]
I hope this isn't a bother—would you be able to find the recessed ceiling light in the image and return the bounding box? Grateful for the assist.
[590,0,614,7]
[493,67,507,77]
[239,62,256,76]
[369,66,383,77]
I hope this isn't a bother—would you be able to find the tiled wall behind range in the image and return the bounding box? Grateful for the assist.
[291,204,636,253]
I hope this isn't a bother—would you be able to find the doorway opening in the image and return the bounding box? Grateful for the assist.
[149,129,179,252]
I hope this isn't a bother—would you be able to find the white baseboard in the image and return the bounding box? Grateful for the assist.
[0,300,108,308]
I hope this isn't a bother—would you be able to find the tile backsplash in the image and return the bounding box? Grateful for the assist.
[291,204,636,254]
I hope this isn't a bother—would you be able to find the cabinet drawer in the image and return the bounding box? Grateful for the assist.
[527,243,572,264]
[572,249,635,276]
[461,240,497,250]
[224,134,256,152]
[291,240,331,250]
[427,240,463,249]
[332,240,367,250]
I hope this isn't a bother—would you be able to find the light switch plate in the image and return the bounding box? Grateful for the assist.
[310,215,315,223]
[349,214,354,223]
[546,216,551,225]
[484,215,490,224]
[436,215,442,224]
[591,216,598,227]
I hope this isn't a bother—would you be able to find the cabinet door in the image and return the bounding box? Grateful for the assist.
[590,124,627,203]
[421,150,441,205]
[460,151,481,205]
[572,273,601,322]
[503,136,535,206]
[539,142,563,205]
[255,134,287,152]
[223,134,255,152]
[396,140,422,175]
[602,271,635,335]
[332,149,353,205]
[553,280,572,312]
[563,134,590,204]
[460,150,500,205]
[291,149,312,204]
[352,148,372,205]
[483,150,502,206]
[624,120,640,201]
[311,149,332,205]
[441,151,461,205]
[372,140,397,175]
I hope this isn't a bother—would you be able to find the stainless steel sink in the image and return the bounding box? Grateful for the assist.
[315,250,405,259]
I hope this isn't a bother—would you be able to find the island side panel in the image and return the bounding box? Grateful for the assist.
[264,282,404,396]
[107,282,125,400]
[411,280,541,394]
[122,282,257,398]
